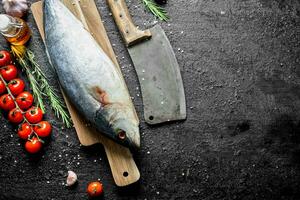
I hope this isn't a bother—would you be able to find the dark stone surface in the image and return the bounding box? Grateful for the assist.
[0,0,300,199]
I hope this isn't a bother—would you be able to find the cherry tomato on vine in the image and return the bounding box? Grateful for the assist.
[16,92,34,110]
[0,94,15,111]
[0,64,17,81]
[0,50,11,66]
[0,79,6,94]
[8,108,24,124]
[87,181,103,197]
[18,123,32,140]
[34,121,52,137]
[25,137,42,154]
[8,78,25,96]
[25,107,43,123]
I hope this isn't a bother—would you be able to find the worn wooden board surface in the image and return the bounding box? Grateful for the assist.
[31,0,140,187]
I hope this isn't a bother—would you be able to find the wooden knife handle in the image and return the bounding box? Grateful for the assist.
[106,0,151,46]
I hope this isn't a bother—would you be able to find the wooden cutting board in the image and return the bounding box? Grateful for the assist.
[31,0,140,187]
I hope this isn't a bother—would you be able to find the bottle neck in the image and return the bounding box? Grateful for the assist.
[0,14,23,37]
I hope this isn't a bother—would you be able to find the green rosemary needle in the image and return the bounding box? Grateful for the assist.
[142,0,169,21]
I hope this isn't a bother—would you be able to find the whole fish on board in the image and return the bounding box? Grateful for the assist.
[43,0,140,149]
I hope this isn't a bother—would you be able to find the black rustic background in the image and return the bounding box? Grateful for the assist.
[0,0,300,199]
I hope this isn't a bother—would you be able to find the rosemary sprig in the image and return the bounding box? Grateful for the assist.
[142,0,169,21]
[11,45,45,111]
[15,51,46,112]
[26,50,73,128]
[11,46,73,128]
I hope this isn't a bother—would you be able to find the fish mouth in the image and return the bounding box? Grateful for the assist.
[128,131,140,149]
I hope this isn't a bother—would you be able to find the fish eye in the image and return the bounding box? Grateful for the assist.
[118,130,126,140]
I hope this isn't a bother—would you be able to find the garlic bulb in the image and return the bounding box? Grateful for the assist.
[66,170,78,186]
[2,0,28,18]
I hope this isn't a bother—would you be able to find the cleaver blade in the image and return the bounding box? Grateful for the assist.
[128,25,186,124]
[107,0,186,124]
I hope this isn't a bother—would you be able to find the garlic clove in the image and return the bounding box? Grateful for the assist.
[2,0,29,18]
[66,170,78,186]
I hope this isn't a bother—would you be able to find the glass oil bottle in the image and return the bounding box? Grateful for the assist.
[0,14,31,45]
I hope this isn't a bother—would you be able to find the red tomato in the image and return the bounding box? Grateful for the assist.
[8,78,25,96]
[16,92,33,110]
[25,137,42,154]
[0,94,15,111]
[0,79,6,94]
[8,108,24,124]
[0,64,17,81]
[0,50,11,66]
[25,107,43,123]
[18,123,32,140]
[87,181,103,197]
[34,121,52,137]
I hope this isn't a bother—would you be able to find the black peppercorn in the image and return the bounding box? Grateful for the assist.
[154,0,167,5]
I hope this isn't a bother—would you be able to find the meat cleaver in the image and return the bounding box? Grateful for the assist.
[107,0,186,124]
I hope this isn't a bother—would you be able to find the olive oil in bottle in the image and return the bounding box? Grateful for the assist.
[0,14,31,45]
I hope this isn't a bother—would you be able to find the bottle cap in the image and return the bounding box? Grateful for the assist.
[0,14,10,31]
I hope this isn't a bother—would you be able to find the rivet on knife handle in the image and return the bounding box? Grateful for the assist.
[107,0,151,47]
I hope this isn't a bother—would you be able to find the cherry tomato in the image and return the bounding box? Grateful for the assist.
[16,92,33,110]
[0,64,17,81]
[25,107,43,123]
[8,108,24,124]
[25,137,42,154]
[18,123,32,140]
[87,181,103,197]
[34,121,52,137]
[0,50,11,66]
[0,94,15,111]
[0,79,6,94]
[8,78,25,96]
